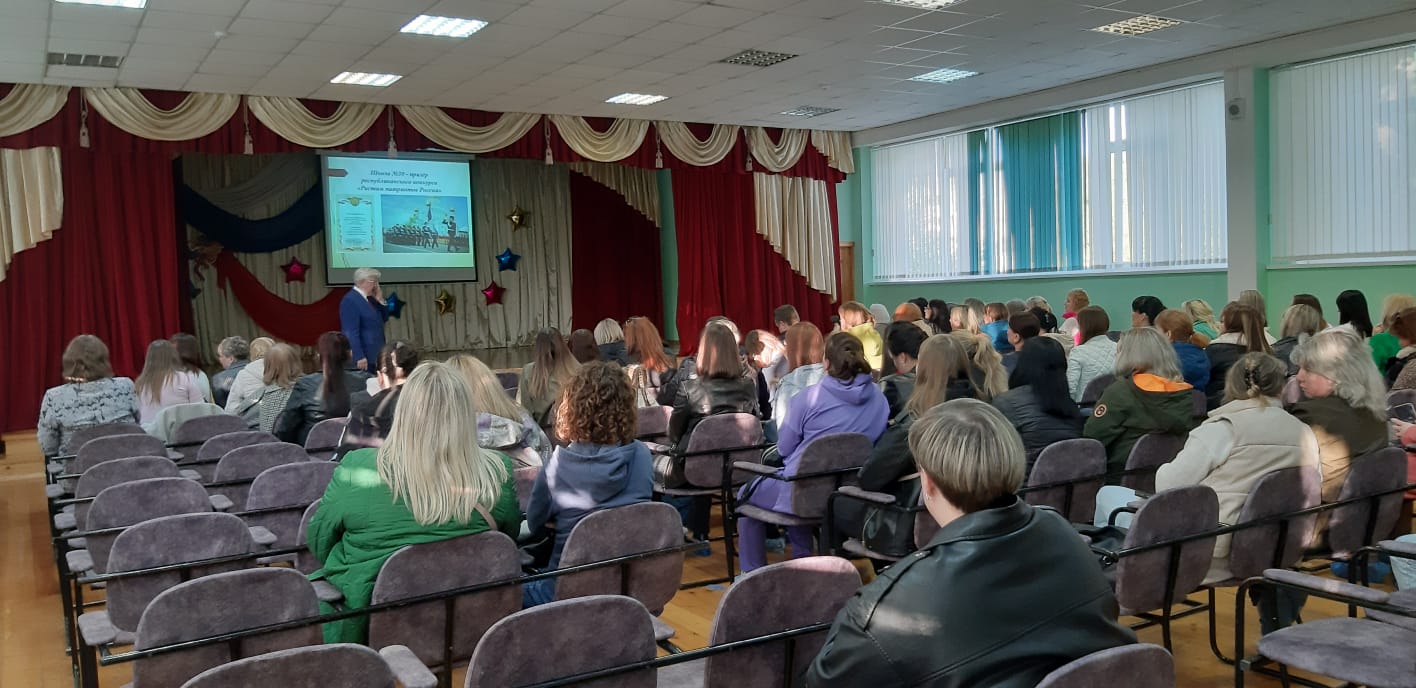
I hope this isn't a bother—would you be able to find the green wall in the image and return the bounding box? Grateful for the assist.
[656,169,678,341]
[1266,264,1416,327]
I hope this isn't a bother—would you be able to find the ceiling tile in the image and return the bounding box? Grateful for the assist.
[578,50,652,69]
[50,3,143,26]
[48,21,138,43]
[197,60,272,77]
[215,34,303,53]
[126,43,212,62]
[500,5,595,31]
[323,7,410,30]
[239,0,337,24]
[46,38,134,57]
[675,4,760,29]
[289,40,373,59]
[307,24,394,45]
[424,0,522,22]
[225,18,318,39]
[575,14,659,36]
[530,0,621,11]
[647,22,724,44]
[602,0,701,21]
[146,0,244,16]
[140,10,231,32]
[202,49,284,67]
[185,73,260,92]
[44,65,119,85]
[0,61,44,81]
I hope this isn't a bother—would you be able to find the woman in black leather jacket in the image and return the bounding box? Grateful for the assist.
[275,331,369,445]
[991,337,1084,471]
[666,322,758,447]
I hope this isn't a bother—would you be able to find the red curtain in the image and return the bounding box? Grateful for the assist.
[671,168,839,354]
[568,171,663,332]
[212,252,348,346]
[0,149,182,432]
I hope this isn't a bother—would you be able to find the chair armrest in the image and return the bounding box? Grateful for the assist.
[835,486,897,505]
[209,494,233,511]
[379,645,437,688]
[247,526,277,546]
[53,512,77,531]
[1108,506,1139,527]
[44,483,65,499]
[731,461,779,477]
[66,549,94,575]
[643,441,673,454]
[1381,539,1416,561]
[77,611,117,647]
[1263,569,1390,604]
[178,469,202,481]
[312,579,345,604]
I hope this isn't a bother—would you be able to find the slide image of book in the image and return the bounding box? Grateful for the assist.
[381,194,472,255]
[336,196,375,252]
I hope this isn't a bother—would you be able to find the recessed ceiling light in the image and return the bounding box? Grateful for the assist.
[720,49,798,68]
[878,0,962,9]
[781,106,841,117]
[1091,15,1183,36]
[330,72,403,87]
[606,93,667,105]
[909,67,977,84]
[399,14,488,38]
[47,52,123,68]
[54,0,145,7]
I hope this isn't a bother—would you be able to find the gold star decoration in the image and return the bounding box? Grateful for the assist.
[434,289,456,315]
[506,207,530,231]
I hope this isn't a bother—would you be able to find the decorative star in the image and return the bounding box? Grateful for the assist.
[496,247,522,272]
[280,257,310,283]
[435,289,456,315]
[385,291,405,319]
[482,281,506,306]
[506,207,529,231]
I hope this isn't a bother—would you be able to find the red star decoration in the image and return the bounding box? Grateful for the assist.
[482,280,506,306]
[280,257,310,283]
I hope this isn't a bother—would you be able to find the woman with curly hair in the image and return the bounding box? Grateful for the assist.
[523,360,654,606]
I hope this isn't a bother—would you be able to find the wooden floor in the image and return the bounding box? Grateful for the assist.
[0,430,1359,687]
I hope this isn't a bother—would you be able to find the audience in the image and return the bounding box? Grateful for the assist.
[37,334,138,456]
[1205,303,1273,409]
[523,361,653,607]
[593,319,628,365]
[1274,304,1323,375]
[1084,327,1196,475]
[924,299,952,335]
[737,332,888,572]
[981,302,1012,353]
[892,302,923,324]
[306,361,522,644]
[237,343,301,434]
[169,332,213,403]
[772,322,827,430]
[1130,295,1165,328]
[210,336,249,408]
[962,298,987,335]
[661,322,759,484]
[1026,296,1058,333]
[1183,299,1221,341]
[276,331,365,445]
[805,399,1136,686]
[1332,289,1375,339]
[773,304,800,335]
[838,301,884,370]
[992,337,1084,468]
[134,339,205,427]
[879,322,928,419]
[1005,299,1027,317]
[1059,289,1089,342]
[867,303,891,331]
[1067,306,1117,401]
[1372,294,1416,368]
[449,355,551,468]
[1385,307,1416,390]
[224,336,274,414]
[1237,289,1277,343]
[1001,311,1042,373]
[623,316,676,406]
[342,341,418,451]
[567,329,602,364]
[1155,309,1211,390]
[744,329,789,391]
[519,328,581,428]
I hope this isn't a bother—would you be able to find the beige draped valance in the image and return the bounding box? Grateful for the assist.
[810,130,855,175]
[0,85,70,138]
[549,115,650,163]
[0,147,63,281]
[84,88,239,142]
[398,107,541,154]
[745,127,810,173]
[657,120,740,167]
[246,96,384,150]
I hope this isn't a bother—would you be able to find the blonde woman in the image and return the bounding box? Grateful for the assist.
[307,361,522,644]
[839,301,884,370]
[1059,289,1090,342]
[1273,304,1323,375]
[225,336,275,414]
[1083,328,1196,474]
[449,354,551,467]
[237,343,302,434]
[593,318,628,365]
[518,328,581,428]
[1183,299,1221,341]
[948,330,1006,402]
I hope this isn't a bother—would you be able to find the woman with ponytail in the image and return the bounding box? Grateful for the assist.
[1203,303,1272,409]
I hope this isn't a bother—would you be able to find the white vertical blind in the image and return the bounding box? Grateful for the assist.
[1082,82,1228,270]
[1271,44,1416,264]
[870,133,971,281]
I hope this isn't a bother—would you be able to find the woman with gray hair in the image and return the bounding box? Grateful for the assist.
[1083,327,1197,475]
[1289,330,1389,504]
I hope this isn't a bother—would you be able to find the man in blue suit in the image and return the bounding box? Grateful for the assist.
[340,267,388,371]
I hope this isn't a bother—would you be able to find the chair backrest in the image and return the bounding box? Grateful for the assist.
[1190,389,1208,422]
[67,422,145,455]
[211,443,310,511]
[86,478,214,573]
[303,418,347,460]
[1080,373,1117,408]
[702,556,862,688]
[496,371,520,394]
[1035,644,1176,688]
[244,462,338,549]
[513,466,539,514]
[1120,433,1186,493]
[465,595,656,688]
[132,568,322,688]
[181,644,397,688]
[74,434,169,474]
[554,502,684,614]
[1327,447,1407,557]
[682,413,766,487]
[294,500,321,574]
[369,532,522,668]
[106,512,257,631]
[788,433,874,520]
[1025,438,1106,522]
[171,412,250,459]
[636,405,672,440]
[1227,466,1322,579]
[73,456,181,527]
[1114,485,1219,615]
[196,431,281,462]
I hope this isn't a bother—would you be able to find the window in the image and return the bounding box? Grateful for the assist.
[1271,44,1416,265]
[871,82,1228,282]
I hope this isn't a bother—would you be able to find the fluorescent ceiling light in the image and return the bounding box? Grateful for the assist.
[330,71,403,87]
[1091,15,1183,36]
[400,14,488,38]
[47,52,122,68]
[879,0,962,9]
[54,0,146,7]
[909,67,977,84]
[606,93,667,105]
[781,106,840,117]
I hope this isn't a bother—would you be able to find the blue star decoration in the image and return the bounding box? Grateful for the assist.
[385,291,405,319]
[496,247,522,272]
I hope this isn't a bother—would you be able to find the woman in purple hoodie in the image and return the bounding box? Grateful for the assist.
[737,332,890,572]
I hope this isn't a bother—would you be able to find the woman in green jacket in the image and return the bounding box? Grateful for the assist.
[1084,327,1198,475]
[307,361,523,644]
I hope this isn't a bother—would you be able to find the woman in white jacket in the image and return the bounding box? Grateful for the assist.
[1066,306,1117,401]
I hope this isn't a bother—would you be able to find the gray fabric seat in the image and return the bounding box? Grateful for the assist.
[1025,438,1106,522]
[180,643,435,688]
[209,442,310,511]
[53,456,182,532]
[293,500,324,576]
[170,413,253,461]
[244,461,337,554]
[54,434,176,493]
[465,595,657,688]
[302,418,347,461]
[636,405,672,443]
[1258,616,1416,687]
[1119,433,1185,493]
[1368,587,1416,631]
[1311,447,1407,560]
[69,477,216,576]
[1111,485,1218,650]
[553,502,684,643]
[735,433,874,533]
[63,422,146,456]
[1079,373,1116,411]
[657,556,861,688]
[1035,643,1175,688]
[184,431,280,482]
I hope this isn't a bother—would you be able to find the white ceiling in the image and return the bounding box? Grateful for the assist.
[1,0,1411,132]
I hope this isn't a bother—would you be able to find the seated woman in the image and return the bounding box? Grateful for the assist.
[771,322,827,430]
[449,354,552,468]
[1205,303,1272,409]
[924,299,952,335]
[1331,289,1375,340]
[1067,306,1117,401]
[991,337,1084,469]
[1183,299,1222,341]
[1131,295,1165,328]
[1273,304,1323,376]
[567,329,602,364]
[134,340,206,428]
[307,362,522,644]
[1059,289,1089,343]
[1083,328,1197,475]
[37,335,139,456]
[745,329,789,392]
[623,316,677,405]
[1290,330,1389,507]
[170,332,213,403]
[225,336,274,414]
[1372,294,1416,369]
[806,400,1136,686]
[1155,309,1210,390]
[838,301,884,370]
[1383,307,1416,390]
[948,330,1006,402]
[276,332,367,445]
[878,322,929,420]
[237,343,302,434]
[594,318,629,366]
[341,341,418,451]
[737,332,889,572]
[523,361,653,607]
[518,328,581,430]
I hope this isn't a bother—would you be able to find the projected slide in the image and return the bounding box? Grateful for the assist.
[323,153,477,284]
